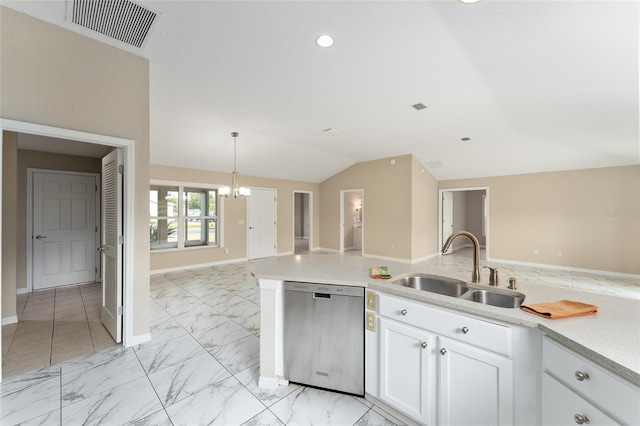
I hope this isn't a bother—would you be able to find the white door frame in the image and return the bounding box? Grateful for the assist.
[339,189,364,253]
[0,119,136,350]
[292,190,312,253]
[26,169,101,293]
[437,187,490,259]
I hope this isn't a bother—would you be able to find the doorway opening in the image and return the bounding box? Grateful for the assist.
[340,189,364,254]
[293,191,312,254]
[1,119,135,379]
[439,187,489,261]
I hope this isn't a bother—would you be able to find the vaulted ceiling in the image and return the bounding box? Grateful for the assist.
[3,1,638,182]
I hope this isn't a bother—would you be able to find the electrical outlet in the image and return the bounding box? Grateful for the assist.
[391,244,395,250]
[366,312,377,332]
[533,248,538,255]
[557,250,562,257]
[224,247,229,255]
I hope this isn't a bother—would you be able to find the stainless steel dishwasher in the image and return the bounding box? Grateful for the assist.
[283,281,364,396]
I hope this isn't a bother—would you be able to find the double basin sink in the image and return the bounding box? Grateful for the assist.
[390,273,525,308]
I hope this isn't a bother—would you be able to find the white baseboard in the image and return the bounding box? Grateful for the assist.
[2,316,18,326]
[314,247,341,253]
[411,252,441,263]
[126,332,151,347]
[151,257,248,275]
[277,251,294,257]
[362,253,412,264]
[488,257,640,279]
[16,288,30,295]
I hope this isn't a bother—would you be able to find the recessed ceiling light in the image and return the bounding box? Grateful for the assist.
[458,0,481,4]
[316,34,334,48]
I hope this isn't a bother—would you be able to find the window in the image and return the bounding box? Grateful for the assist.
[150,185,219,250]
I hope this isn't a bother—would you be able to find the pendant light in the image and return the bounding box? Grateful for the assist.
[219,132,251,198]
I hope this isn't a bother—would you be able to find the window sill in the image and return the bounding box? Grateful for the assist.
[150,245,221,254]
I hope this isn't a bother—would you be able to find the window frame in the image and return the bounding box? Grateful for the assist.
[150,180,225,251]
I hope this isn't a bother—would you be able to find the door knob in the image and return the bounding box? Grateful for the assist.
[249,226,255,229]
[97,246,105,252]
[421,342,428,349]
[35,235,47,240]
[440,348,447,355]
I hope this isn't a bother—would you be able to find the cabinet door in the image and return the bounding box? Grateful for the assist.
[379,317,435,425]
[438,337,513,426]
[542,373,618,426]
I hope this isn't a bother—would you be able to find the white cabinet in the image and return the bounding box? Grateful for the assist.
[374,293,514,425]
[379,317,435,425]
[438,336,513,426]
[542,337,640,425]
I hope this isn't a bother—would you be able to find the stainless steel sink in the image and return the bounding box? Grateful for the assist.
[391,273,469,297]
[461,289,525,308]
[389,273,525,308]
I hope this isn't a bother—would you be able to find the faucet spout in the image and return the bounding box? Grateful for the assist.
[442,231,481,283]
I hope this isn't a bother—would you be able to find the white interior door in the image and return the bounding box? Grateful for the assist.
[442,191,454,254]
[101,149,123,343]
[33,172,97,289]
[247,188,276,259]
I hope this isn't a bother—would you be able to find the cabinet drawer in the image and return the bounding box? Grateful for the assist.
[378,294,511,356]
[542,373,619,426]
[543,337,640,425]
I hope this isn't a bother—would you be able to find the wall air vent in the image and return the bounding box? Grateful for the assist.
[412,103,427,111]
[67,0,159,48]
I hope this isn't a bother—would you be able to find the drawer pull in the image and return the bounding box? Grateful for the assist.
[574,414,590,424]
[575,371,590,382]
[421,341,428,349]
[461,326,470,334]
[440,348,447,355]
[400,309,408,316]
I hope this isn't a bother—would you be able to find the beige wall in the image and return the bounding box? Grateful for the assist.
[320,154,440,261]
[411,155,440,259]
[2,133,18,320]
[440,165,640,275]
[1,7,151,337]
[149,164,320,271]
[14,149,102,293]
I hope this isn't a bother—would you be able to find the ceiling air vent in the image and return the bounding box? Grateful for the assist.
[67,0,159,48]
[411,103,427,111]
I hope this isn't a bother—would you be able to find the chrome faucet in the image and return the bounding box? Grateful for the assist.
[442,231,481,283]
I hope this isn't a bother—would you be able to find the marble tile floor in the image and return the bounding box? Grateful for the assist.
[1,282,118,378]
[1,262,405,426]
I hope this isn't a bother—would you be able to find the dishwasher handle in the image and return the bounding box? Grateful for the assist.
[313,292,331,299]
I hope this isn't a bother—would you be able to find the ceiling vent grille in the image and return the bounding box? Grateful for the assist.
[412,103,427,111]
[68,0,159,48]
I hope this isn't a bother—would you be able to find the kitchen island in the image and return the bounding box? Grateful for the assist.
[253,253,640,424]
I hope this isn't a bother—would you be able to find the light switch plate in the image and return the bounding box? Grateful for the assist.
[366,290,377,311]
[366,312,377,332]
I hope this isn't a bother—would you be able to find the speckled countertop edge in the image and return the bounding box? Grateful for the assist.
[252,253,640,386]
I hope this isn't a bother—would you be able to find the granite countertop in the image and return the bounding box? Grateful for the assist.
[252,253,640,386]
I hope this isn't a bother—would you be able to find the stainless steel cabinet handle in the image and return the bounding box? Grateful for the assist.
[35,235,47,240]
[440,348,447,355]
[461,326,469,334]
[400,309,408,316]
[575,371,590,381]
[421,342,427,349]
[574,414,590,424]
